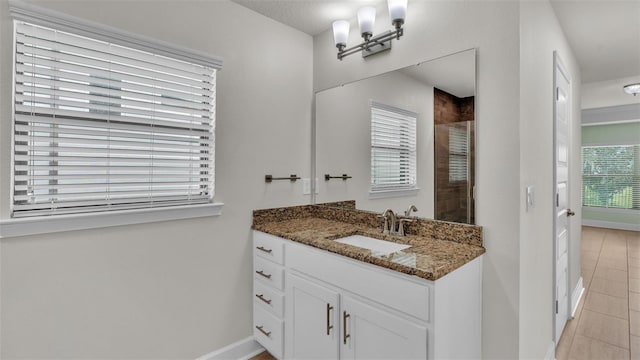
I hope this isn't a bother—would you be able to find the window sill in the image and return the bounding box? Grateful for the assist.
[0,202,223,238]
[369,187,420,199]
[582,206,639,215]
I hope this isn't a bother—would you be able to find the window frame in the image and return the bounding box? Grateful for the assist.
[581,144,639,211]
[369,101,419,198]
[2,0,223,238]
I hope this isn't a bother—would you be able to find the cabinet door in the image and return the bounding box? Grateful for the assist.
[285,273,340,359]
[341,296,428,360]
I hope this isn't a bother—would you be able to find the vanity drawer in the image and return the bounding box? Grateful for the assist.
[254,281,285,318]
[254,305,284,359]
[254,231,285,265]
[254,256,285,291]
[287,241,431,322]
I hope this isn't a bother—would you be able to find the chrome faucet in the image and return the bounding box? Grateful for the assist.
[380,209,397,235]
[404,205,418,217]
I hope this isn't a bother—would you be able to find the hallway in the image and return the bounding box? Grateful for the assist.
[557,226,640,359]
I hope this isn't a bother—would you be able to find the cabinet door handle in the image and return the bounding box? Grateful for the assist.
[256,270,272,279]
[326,304,334,335]
[343,311,350,344]
[256,325,271,337]
[255,294,272,304]
[256,246,273,253]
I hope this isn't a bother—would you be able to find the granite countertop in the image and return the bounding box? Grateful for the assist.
[253,216,485,281]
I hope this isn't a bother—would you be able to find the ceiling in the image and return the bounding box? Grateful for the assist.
[233,0,640,86]
[231,0,385,36]
[550,0,640,84]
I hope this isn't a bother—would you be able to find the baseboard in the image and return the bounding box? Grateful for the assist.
[196,336,264,360]
[545,340,556,360]
[583,219,640,232]
[571,277,584,318]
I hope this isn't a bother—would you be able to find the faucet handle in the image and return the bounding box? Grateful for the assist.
[398,218,414,236]
[378,214,390,234]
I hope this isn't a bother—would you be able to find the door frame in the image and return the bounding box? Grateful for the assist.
[552,51,572,344]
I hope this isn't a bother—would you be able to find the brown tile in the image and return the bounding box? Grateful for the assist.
[632,335,640,360]
[630,278,640,294]
[631,292,640,312]
[576,309,629,349]
[630,256,640,266]
[599,257,629,271]
[556,328,573,360]
[631,310,640,337]
[250,351,276,360]
[568,334,629,360]
[594,266,628,283]
[630,265,640,280]
[589,277,628,299]
[584,292,629,319]
[583,250,601,263]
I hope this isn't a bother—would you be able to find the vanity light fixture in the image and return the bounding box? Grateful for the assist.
[623,83,640,96]
[332,0,407,61]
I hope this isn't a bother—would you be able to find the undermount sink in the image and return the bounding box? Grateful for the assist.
[334,235,411,256]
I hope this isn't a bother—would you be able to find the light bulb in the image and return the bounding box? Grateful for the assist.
[332,20,350,48]
[388,0,407,26]
[357,7,376,39]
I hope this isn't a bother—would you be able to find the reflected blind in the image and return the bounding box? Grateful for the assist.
[582,145,640,210]
[12,22,217,218]
[449,125,468,182]
[370,101,417,191]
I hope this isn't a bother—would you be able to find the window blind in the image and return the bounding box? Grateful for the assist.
[449,124,469,182]
[582,145,640,210]
[12,21,217,217]
[370,101,417,191]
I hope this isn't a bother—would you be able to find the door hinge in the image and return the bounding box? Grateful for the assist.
[556,87,559,101]
[556,193,559,207]
[556,300,559,314]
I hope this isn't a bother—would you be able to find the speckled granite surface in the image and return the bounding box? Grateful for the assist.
[252,204,485,281]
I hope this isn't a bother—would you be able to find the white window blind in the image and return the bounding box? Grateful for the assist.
[370,101,417,192]
[449,124,469,182]
[12,21,218,218]
[582,145,640,210]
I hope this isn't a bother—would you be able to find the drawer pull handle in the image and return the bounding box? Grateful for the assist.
[256,270,272,279]
[256,294,272,304]
[256,246,273,254]
[326,303,334,335]
[256,325,271,337]
[343,311,350,344]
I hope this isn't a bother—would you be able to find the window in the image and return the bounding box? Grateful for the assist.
[582,145,640,210]
[448,124,469,182]
[370,101,417,193]
[12,20,220,218]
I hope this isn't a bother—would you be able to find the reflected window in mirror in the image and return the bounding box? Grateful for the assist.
[370,101,418,194]
[448,125,469,182]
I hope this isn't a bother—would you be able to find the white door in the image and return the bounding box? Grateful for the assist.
[554,52,573,343]
[285,273,340,359]
[340,295,428,360]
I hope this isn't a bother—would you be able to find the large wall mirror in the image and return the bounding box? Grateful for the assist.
[314,49,476,224]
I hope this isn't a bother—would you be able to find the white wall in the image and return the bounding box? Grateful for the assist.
[519,1,582,357]
[0,1,313,358]
[314,1,521,357]
[315,70,434,215]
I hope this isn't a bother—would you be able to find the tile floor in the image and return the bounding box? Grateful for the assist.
[251,226,640,360]
[556,226,640,360]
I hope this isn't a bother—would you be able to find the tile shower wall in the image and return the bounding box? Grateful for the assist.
[434,88,475,223]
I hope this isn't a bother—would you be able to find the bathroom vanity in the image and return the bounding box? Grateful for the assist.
[252,204,484,359]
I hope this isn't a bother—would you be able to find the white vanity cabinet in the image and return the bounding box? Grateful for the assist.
[253,230,482,360]
[253,232,286,358]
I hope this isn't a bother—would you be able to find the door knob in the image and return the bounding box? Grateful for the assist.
[567,209,575,217]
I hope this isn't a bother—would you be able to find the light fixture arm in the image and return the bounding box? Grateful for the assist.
[337,28,404,60]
